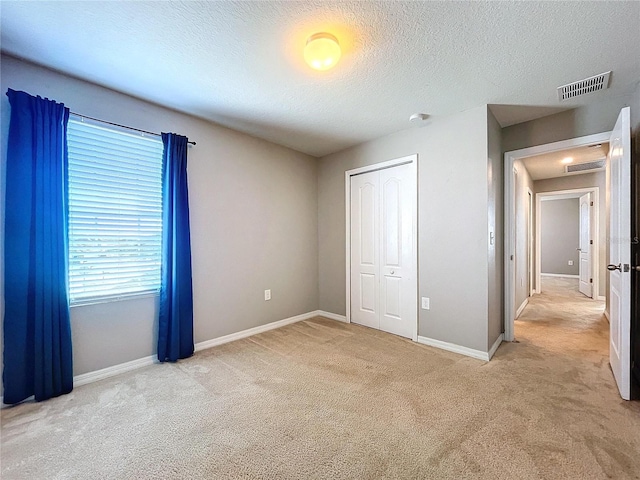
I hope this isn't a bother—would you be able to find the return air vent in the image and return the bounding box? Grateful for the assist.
[557,71,611,101]
[565,159,606,174]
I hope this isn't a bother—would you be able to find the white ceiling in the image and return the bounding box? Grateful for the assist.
[522,143,609,181]
[2,1,639,157]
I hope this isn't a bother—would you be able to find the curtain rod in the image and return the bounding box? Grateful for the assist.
[69,112,196,146]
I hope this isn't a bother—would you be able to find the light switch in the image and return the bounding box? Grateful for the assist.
[421,297,430,310]
[264,289,271,301]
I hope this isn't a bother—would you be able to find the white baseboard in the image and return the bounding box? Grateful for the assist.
[488,334,504,360]
[3,355,160,407]
[417,336,490,361]
[604,309,610,322]
[194,310,319,351]
[74,354,158,387]
[515,298,529,319]
[597,295,606,301]
[541,273,579,278]
[316,310,348,323]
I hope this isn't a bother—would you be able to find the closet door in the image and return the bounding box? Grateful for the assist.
[379,163,416,339]
[350,162,417,339]
[350,170,380,329]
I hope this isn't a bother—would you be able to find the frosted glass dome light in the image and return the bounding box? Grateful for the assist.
[304,33,341,71]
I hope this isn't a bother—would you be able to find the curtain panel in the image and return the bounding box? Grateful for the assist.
[3,89,73,404]
[157,133,194,362]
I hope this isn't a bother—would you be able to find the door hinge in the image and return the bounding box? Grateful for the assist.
[590,201,594,206]
[590,278,593,283]
[590,240,593,245]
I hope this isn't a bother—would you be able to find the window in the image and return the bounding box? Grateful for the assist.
[67,117,164,305]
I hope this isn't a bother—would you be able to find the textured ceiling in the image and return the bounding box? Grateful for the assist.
[2,1,639,157]
[522,143,609,181]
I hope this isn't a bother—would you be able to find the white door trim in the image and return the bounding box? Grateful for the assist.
[345,154,418,342]
[527,188,534,296]
[504,131,610,342]
[535,187,599,299]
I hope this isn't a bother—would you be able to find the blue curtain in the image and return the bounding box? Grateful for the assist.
[157,133,194,362]
[3,89,73,404]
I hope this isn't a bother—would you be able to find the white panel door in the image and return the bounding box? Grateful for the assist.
[578,193,593,298]
[379,164,417,339]
[608,107,631,400]
[349,162,416,339]
[350,170,379,329]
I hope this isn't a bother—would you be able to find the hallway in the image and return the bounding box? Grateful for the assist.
[515,277,607,361]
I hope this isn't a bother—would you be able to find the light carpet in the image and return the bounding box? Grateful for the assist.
[2,285,639,479]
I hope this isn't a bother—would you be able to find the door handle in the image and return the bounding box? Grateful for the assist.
[607,263,622,272]
[576,248,582,251]
[633,266,640,272]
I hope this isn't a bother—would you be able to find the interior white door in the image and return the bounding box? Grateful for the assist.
[349,162,416,339]
[350,170,379,329]
[608,106,631,400]
[578,193,593,298]
[378,164,416,339]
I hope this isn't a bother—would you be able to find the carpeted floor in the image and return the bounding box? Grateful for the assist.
[2,280,639,479]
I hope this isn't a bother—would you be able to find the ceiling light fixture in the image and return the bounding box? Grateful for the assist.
[561,157,574,164]
[304,33,341,71]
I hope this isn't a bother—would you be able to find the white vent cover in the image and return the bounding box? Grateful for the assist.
[565,159,606,174]
[557,71,611,101]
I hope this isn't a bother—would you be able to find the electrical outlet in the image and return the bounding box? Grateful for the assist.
[421,297,430,310]
[264,289,271,301]
[568,260,574,266]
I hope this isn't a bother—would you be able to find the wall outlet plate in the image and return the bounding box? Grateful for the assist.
[421,297,430,310]
[264,289,271,301]
[568,260,574,266]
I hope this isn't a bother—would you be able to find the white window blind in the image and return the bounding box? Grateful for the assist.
[67,117,164,305]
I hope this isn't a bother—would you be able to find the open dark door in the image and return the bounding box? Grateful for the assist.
[632,132,640,400]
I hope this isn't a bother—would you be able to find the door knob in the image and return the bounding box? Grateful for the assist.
[633,266,640,272]
[607,263,622,271]
[390,270,395,275]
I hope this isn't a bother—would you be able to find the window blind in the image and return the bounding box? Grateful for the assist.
[67,117,164,304]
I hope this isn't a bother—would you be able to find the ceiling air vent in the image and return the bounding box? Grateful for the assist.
[557,71,611,101]
[565,159,606,174]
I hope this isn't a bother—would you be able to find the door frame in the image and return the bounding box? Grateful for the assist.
[345,154,418,342]
[504,132,610,342]
[527,188,534,297]
[535,187,599,299]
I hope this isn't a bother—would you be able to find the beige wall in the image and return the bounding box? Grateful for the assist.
[534,172,607,298]
[318,105,492,352]
[487,109,504,347]
[0,55,319,376]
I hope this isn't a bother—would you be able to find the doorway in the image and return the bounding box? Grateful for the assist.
[505,107,633,400]
[345,155,418,341]
[535,187,599,301]
[504,131,611,341]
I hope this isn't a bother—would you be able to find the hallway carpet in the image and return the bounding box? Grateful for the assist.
[2,293,639,478]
